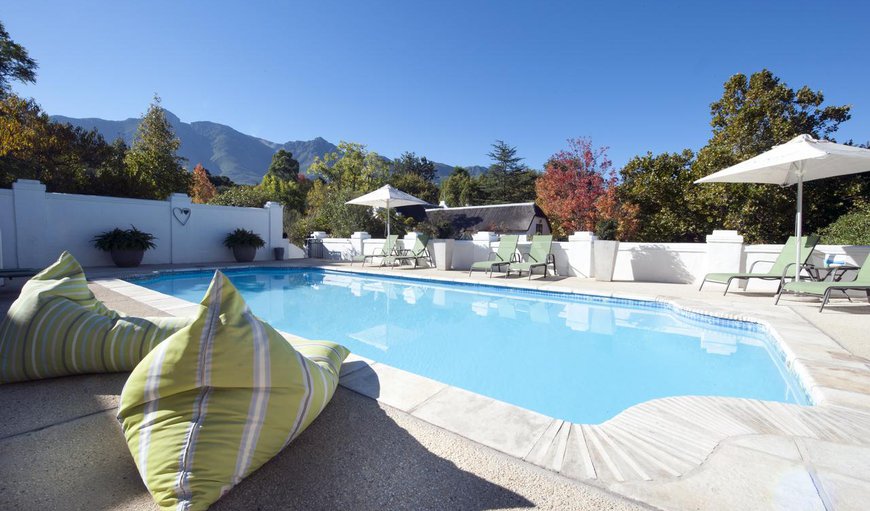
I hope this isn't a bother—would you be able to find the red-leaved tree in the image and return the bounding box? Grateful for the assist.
[189,163,217,204]
[536,138,614,238]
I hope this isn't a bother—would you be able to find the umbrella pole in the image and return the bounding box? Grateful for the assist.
[386,198,390,239]
[795,173,803,280]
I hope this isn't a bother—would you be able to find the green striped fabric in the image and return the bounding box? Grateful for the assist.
[118,271,348,511]
[0,252,192,384]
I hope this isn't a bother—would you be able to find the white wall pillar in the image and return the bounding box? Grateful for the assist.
[169,193,192,264]
[265,201,288,260]
[13,180,47,268]
[705,230,744,286]
[567,231,595,278]
[350,231,371,257]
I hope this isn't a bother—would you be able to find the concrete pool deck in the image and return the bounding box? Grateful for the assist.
[2,259,870,509]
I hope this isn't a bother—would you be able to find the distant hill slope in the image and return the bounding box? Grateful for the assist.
[51,111,486,185]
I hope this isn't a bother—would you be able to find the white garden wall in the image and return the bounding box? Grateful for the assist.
[312,229,869,286]
[0,179,300,269]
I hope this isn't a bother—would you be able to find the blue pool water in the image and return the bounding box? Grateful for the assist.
[130,268,809,423]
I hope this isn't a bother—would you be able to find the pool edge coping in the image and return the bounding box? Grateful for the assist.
[92,263,870,487]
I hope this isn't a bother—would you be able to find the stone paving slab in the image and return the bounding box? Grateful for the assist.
[411,385,555,460]
[339,361,448,412]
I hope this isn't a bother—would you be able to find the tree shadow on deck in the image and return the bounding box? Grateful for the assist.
[217,365,533,511]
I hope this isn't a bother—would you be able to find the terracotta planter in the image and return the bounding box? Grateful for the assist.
[232,246,257,263]
[110,249,145,268]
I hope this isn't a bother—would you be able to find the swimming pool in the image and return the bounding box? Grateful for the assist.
[130,268,809,423]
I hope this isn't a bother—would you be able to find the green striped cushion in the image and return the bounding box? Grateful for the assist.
[0,252,193,384]
[117,271,348,511]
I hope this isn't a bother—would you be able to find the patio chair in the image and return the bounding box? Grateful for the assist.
[507,235,556,280]
[775,257,870,312]
[387,234,432,269]
[351,234,399,266]
[698,235,820,295]
[468,235,519,277]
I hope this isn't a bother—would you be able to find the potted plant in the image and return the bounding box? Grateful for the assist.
[417,220,455,270]
[92,225,157,268]
[224,228,265,262]
[593,218,620,282]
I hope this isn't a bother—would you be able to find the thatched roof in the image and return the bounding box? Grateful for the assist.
[424,202,548,233]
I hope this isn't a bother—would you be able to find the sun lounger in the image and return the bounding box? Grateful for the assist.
[775,257,870,312]
[387,234,431,269]
[351,234,399,266]
[468,235,519,277]
[698,235,819,295]
[507,235,556,280]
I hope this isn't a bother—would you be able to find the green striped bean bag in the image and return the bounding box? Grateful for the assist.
[0,252,193,384]
[118,270,348,511]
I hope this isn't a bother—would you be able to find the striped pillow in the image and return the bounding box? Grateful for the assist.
[0,252,193,384]
[117,270,348,511]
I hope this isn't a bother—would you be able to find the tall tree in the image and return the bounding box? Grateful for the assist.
[388,171,439,205]
[265,149,300,180]
[618,150,704,241]
[304,142,389,237]
[0,21,37,95]
[480,140,531,203]
[692,69,853,243]
[391,151,436,182]
[124,95,190,199]
[440,167,483,206]
[309,141,388,193]
[1,93,115,193]
[536,138,614,238]
[189,163,217,203]
[259,150,308,212]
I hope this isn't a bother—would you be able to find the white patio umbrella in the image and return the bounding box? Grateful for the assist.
[695,134,870,278]
[345,184,430,238]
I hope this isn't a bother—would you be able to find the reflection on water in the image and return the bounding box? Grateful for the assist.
[134,268,808,423]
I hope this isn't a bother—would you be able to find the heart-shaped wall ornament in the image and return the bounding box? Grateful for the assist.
[172,207,191,226]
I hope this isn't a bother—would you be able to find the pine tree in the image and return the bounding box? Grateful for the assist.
[124,95,190,199]
[480,140,536,204]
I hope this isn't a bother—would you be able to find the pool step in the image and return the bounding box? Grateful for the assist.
[536,396,870,486]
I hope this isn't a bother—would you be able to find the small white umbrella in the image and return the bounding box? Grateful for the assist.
[345,184,430,238]
[695,134,870,278]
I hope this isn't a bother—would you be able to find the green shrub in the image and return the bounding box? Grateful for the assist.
[209,186,275,208]
[818,205,870,245]
[223,228,265,249]
[92,226,157,251]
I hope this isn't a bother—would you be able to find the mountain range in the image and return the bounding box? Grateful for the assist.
[50,111,486,185]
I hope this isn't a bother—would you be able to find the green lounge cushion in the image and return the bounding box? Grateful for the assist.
[117,271,348,511]
[0,252,192,384]
[470,260,510,270]
[703,272,783,283]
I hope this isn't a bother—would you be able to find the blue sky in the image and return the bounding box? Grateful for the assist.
[5,1,869,169]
